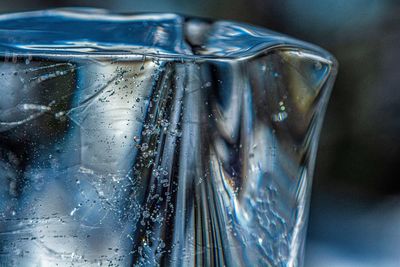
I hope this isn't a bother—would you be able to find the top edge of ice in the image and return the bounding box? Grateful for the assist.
[0,8,333,60]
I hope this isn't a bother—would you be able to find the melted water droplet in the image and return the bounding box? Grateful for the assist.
[272,111,288,122]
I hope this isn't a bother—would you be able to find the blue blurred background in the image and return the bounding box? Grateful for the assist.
[1,1,399,266]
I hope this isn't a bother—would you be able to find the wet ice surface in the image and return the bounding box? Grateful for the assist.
[0,8,337,267]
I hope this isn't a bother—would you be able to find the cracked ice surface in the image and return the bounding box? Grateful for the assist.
[0,8,337,267]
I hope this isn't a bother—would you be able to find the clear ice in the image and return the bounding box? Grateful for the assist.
[0,8,337,267]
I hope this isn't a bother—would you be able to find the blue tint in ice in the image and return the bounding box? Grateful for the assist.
[0,8,337,267]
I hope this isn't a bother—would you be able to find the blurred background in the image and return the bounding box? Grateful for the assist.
[0,1,399,266]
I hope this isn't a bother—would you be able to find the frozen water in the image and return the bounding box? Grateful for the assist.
[0,8,337,267]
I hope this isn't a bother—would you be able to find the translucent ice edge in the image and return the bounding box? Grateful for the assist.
[0,8,336,62]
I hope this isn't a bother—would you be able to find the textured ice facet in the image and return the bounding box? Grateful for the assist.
[0,8,337,267]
